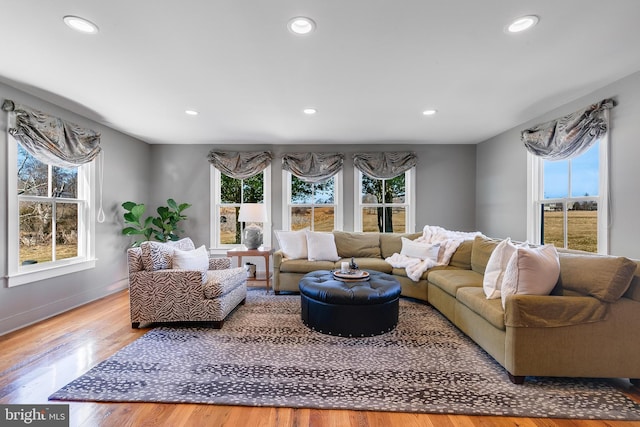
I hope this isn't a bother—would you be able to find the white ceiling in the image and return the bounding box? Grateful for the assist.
[2,1,640,145]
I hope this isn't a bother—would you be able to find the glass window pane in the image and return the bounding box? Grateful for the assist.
[220,175,241,203]
[542,202,564,247]
[220,206,240,244]
[385,174,406,203]
[52,166,78,198]
[362,207,380,232]
[568,202,598,253]
[243,174,264,203]
[291,207,311,231]
[390,207,406,232]
[571,141,599,197]
[314,207,334,232]
[291,176,313,204]
[19,201,52,264]
[17,144,48,196]
[314,178,335,204]
[56,202,78,260]
[543,160,568,199]
[361,175,382,203]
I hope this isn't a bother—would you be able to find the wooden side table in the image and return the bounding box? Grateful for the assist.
[226,247,275,293]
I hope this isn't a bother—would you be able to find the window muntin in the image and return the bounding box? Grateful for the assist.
[288,175,338,232]
[356,169,414,233]
[531,140,606,253]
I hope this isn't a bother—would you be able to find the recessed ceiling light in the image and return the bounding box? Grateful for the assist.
[506,15,539,33]
[422,109,438,116]
[63,15,99,34]
[288,17,316,35]
[303,108,317,115]
[185,109,199,116]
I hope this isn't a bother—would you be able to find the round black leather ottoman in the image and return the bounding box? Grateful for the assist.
[299,270,401,337]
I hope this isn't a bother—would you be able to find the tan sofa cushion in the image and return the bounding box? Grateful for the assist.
[379,232,422,258]
[344,257,393,273]
[558,253,637,302]
[279,259,336,274]
[333,231,381,258]
[471,235,501,274]
[456,287,505,330]
[449,239,473,270]
[428,269,483,298]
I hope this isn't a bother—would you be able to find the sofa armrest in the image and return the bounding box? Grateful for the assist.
[209,256,231,270]
[504,294,608,328]
[273,250,284,268]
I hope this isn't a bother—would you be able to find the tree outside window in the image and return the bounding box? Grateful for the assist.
[360,172,407,233]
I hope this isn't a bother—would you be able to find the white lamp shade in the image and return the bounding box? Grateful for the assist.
[238,203,267,223]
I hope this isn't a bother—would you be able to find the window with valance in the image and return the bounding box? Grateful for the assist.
[3,99,101,286]
[524,99,614,253]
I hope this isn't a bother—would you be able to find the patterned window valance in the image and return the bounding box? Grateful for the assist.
[353,152,417,179]
[207,151,272,179]
[2,99,101,168]
[282,152,344,183]
[521,98,615,160]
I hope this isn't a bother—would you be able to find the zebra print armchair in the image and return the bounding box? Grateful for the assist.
[127,238,247,329]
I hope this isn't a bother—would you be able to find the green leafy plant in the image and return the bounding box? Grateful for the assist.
[122,198,191,246]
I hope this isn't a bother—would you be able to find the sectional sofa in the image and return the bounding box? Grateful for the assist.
[273,230,640,385]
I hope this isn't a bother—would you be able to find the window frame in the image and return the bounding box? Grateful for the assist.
[282,170,343,232]
[209,165,271,253]
[7,135,96,287]
[527,132,609,254]
[354,168,416,233]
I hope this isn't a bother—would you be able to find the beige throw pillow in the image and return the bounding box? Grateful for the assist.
[306,231,340,262]
[400,237,440,261]
[172,245,209,272]
[483,238,527,299]
[274,229,308,259]
[501,244,560,309]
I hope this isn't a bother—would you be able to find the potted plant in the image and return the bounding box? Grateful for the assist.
[121,198,191,246]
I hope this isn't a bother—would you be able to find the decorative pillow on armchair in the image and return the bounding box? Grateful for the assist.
[501,244,560,309]
[172,245,209,272]
[140,241,175,271]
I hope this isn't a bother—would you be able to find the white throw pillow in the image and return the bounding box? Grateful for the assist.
[400,237,440,261]
[501,244,560,309]
[172,245,209,272]
[483,238,527,299]
[274,229,308,259]
[305,231,340,262]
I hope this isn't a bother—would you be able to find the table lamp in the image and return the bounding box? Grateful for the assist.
[238,203,267,249]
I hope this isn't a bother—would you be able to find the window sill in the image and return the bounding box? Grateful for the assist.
[6,258,97,287]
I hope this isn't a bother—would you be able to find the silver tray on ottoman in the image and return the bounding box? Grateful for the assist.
[332,270,370,281]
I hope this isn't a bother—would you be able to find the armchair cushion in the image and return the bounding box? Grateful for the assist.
[203,267,248,299]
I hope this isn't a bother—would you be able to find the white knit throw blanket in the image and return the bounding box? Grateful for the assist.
[385,225,482,282]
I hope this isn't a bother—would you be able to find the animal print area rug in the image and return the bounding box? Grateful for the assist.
[50,290,640,420]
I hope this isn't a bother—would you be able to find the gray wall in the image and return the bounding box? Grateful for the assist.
[476,70,640,259]
[0,83,152,335]
[148,143,478,249]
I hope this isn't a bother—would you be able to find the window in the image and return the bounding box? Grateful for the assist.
[8,142,96,286]
[355,169,415,233]
[528,139,608,253]
[283,171,342,231]
[211,166,271,250]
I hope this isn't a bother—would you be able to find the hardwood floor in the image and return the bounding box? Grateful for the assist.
[1,288,639,427]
